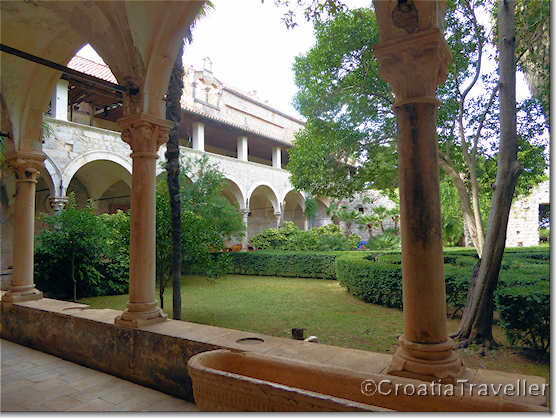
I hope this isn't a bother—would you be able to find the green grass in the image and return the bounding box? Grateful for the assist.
[81,274,549,381]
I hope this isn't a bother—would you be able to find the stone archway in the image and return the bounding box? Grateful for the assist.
[282,190,305,230]
[34,170,55,218]
[61,152,132,197]
[221,178,246,210]
[312,198,331,228]
[98,180,131,214]
[65,159,131,214]
[248,184,280,238]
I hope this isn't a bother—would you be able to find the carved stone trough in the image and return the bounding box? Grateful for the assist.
[187,349,546,412]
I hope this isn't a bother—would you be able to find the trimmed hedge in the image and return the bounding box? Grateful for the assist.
[496,281,550,352]
[336,248,549,352]
[223,251,340,280]
[336,254,403,308]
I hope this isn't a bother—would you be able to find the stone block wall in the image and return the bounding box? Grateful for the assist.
[506,180,549,247]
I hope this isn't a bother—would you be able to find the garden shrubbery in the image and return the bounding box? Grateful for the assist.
[336,248,549,352]
[496,281,550,352]
[34,198,129,301]
[224,251,339,279]
[250,222,360,251]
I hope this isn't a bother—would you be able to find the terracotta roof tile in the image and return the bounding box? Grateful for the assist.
[67,56,117,84]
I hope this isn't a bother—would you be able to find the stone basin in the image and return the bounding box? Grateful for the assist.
[187,349,547,412]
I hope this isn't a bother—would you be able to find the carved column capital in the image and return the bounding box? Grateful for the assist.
[373,29,451,107]
[49,196,68,212]
[6,151,46,183]
[118,113,172,156]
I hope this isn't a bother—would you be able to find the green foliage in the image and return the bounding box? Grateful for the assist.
[514,0,550,122]
[336,248,549,351]
[440,177,465,246]
[34,195,128,299]
[496,281,549,353]
[98,210,130,295]
[304,197,318,218]
[539,228,549,244]
[336,254,403,308]
[367,228,401,250]
[156,155,244,284]
[287,7,398,199]
[224,251,340,280]
[250,221,359,251]
[288,1,547,242]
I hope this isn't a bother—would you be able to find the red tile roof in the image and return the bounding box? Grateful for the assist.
[67,55,117,84]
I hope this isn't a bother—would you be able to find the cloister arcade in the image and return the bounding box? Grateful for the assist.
[0,0,546,412]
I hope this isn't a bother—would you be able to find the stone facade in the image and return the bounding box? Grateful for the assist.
[33,58,399,248]
[505,180,550,247]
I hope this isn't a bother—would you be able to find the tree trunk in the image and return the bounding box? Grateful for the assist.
[439,157,484,256]
[159,278,165,310]
[452,0,522,346]
[166,40,184,321]
[71,252,76,302]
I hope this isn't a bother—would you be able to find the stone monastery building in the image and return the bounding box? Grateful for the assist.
[0,2,548,406]
[29,55,329,247]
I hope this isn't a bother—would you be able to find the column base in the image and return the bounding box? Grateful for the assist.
[114,307,168,328]
[388,336,463,383]
[1,288,43,303]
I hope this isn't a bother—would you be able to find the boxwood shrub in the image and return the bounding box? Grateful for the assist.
[223,251,341,280]
[336,248,549,352]
[337,254,403,308]
[495,281,550,352]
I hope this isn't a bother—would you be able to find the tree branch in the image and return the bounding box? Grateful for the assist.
[472,84,499,159]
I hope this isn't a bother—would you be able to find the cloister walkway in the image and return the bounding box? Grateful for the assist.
[0,339,198,412]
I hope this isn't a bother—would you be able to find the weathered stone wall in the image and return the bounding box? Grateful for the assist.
[182,65,305,145]
[506,180,549,247]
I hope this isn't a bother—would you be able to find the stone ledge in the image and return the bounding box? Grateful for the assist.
[0,297,547,409]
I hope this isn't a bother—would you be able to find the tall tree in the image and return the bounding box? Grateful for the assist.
[514,0,550,123]
[286,2,546,257]
[165,40,185,320]
[452,0,522,346]
[164,1,213,320]
[156,156,245,309]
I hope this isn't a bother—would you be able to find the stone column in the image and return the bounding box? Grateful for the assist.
[274,211,281,229]
[240,208,249,250]
[51,79,69,121]
[237,136,248,161]
[49,196,68,212]
[304,217,309,231]
[2,152,45,302]
[272,146,281,169]
[374,28,462,381]
[192,121,204,151]
[115,113,172,327]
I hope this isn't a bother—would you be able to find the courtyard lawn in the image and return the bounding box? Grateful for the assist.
[80,275,549,381]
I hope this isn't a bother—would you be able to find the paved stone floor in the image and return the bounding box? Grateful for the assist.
[0,339,199,412]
